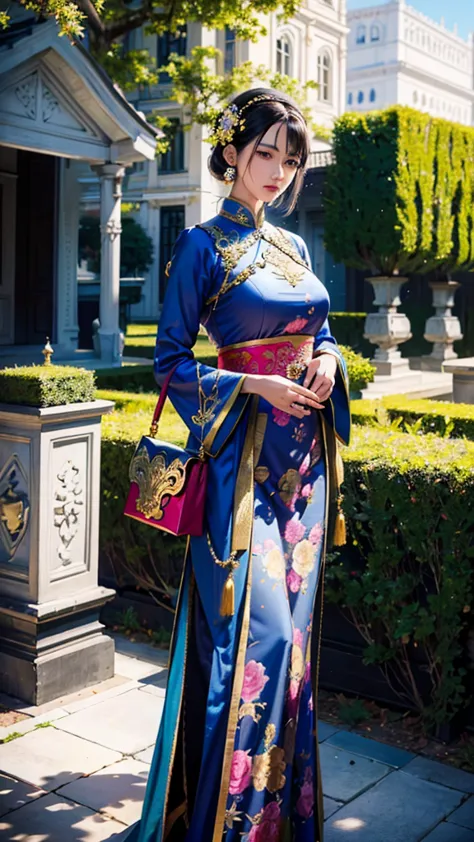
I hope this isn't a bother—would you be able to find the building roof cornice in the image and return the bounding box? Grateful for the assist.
[348,59,474,101]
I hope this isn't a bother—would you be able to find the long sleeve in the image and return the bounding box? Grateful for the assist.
[154,227,250,457]
[292,232,351,447]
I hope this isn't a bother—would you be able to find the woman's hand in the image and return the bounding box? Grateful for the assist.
[303,354,338,402]
[241,374,325,418]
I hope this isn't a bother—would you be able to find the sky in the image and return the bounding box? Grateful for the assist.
[346,0,473,41]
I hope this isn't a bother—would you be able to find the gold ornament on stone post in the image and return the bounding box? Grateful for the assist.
[42,337,54,366]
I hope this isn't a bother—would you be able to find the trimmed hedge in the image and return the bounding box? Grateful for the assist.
[0,365,96,407]
[327,426,474,730]
[351,395,474,439]
[325,106,474,276]
[100,404,474,730]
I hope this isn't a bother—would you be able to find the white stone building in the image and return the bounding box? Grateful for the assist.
[80,1,349,319]
[0,4,159,365]
[346,0,474,125]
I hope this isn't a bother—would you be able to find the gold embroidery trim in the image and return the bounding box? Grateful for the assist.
[202,375,248,455]
[211,396,259,842]
[191,362,222,428]
[202,223,309,308]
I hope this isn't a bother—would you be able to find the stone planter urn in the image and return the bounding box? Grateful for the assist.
[363,276,412,376]
[421,280,463,371]
[0,361,115,704]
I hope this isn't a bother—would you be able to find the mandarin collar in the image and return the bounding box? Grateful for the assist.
[219,196,266,229]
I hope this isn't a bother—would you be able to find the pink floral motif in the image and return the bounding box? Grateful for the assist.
[287,568,303,593]
[304,661,311,684]
[283,317,309,334]
[241,660,269,703]
[229,749,252,795]
[272,408,291,427]
[299,453,311,475]
[252,543,263,555]
[263,538,277,552]
[293,628,304,648]
[309,522,323,546]
[301,483,312,498]
[248,801,281,842]
[284,518,306,545]
[296,766,314,819]
[287,677,301,719]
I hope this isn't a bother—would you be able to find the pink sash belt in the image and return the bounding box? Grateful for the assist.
[217,334,314,380]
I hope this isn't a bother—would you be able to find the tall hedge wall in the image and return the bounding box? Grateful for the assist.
[324,106,474,277]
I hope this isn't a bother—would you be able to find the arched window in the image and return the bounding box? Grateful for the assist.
[370,24,380,42]
[369,88,376,103]
[421,94,426,107]
[317,51,332,102]
[348,92,353,105]
[276,35,292,76]
[357,90,364,104]
[413,90,418,104]
[356,25,366,45]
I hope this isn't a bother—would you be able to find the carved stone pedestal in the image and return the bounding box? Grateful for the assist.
[0,399,115,705]
[363,276,412,375]
[421,280,463,371]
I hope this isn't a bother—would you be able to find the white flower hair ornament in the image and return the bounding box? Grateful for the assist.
[209,94,278,148]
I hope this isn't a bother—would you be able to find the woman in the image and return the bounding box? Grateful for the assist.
[127,88,351,842]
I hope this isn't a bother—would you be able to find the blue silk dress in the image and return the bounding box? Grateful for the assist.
[126,197,351,842]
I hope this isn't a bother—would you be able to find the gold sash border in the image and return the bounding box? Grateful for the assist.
[218,333,314,354]
[211,396,261,842]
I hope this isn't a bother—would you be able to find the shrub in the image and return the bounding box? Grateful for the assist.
[328,426,474,730]
[351,395,474,439]
[99,403,474,731]
[0,365,95,407]
[325,106,474,276]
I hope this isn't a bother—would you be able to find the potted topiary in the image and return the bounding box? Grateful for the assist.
[0,346,115,705]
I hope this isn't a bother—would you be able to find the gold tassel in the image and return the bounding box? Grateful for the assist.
[333,509,346,546]
[220,573,235,617]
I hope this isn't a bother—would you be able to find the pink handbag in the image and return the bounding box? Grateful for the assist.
[124,365,208,536]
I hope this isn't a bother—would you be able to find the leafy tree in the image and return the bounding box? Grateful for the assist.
[79,214,154,275]
[7,0,329,152]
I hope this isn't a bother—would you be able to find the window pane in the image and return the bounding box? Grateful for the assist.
[225,28,236,73]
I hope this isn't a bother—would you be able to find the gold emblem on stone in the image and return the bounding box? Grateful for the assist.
[0,454,30,557]
[129,446,186,521]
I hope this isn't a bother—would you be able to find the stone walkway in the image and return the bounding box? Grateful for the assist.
[1,635,474,841]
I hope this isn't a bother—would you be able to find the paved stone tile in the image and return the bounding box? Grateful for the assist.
[114,653,163,682]
[324,796,343,819]
[133,746,155,764]
[0,792,126,841]
[58,758,149,826]
[0,708,70,742]
[0,774,46,818]
[319,742,391,802]
[423,824,474,842]
[0,674,131,719]
[138,683,166,699]
[62,681,140,715]
[325,729,415,768]
[56,689,164,754]
[404,756,474,795]
[111,634,169,666]
[323,770,463,842]
[0,726,122,790]
[447,795,474,829]
[317,721,341,742]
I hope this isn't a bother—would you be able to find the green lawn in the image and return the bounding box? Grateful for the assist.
[125,324,217,360]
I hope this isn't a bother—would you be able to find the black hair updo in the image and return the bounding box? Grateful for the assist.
[208,87,311,215]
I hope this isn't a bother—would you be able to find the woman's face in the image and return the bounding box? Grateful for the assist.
[226,121,301,206]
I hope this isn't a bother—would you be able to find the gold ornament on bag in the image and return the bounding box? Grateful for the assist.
[129,447,187,521]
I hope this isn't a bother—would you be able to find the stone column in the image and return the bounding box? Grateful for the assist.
[421,280,463,371]
[0,399,115,705]
[363,276,412,375]
[56,158,81,357]
[92,163,125,364]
